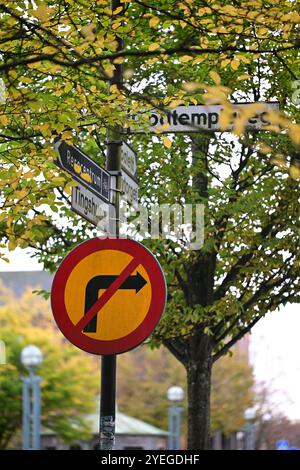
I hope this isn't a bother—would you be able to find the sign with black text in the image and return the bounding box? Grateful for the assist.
[54,139,110,202]
[71,184,110,227]
[130,101,280,133]
[121,170,139,207]
[121,141,137,177]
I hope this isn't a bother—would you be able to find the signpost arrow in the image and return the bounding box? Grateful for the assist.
[120,170,139,207]
[71,184,111,227]
[121,141,137,177]
[129,101,280,134]
[84,271,147,332]
[54,139,111,203]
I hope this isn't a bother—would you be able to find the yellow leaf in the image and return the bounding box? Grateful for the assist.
[235,26,244,33]
[42,46,57,54]
[219,106,234,130]
[52,177,66,184]
[192,57,204,65]
[270,154,287,168]
[180,55,193,63]
[113,57,125,64]
[64,181,78,195]
[24,113,31,126]
[289,124,300,146]
[74,163,81,174]
[81,172,92,183]
[155,122,171,134]
[221,59,230,68]
[239,55,251,64]
[23,170,37,179]
[34,5,50,22]
[148,43,160,51]
[163,136,172,149]
[209,71,221,85]
[110,84,120,94]
[112,21,122,30]
[290,165,300,180]
[8,240,17,251]
[169,99,185,109]
[104,64,115,78]
[259,144,272,154]
[15,190,28,199]
[182,82,205,92]
[81,24,95,41]
[0,115,9,126]
[231,59,240,71]
[237,75,251,81]
[222,5,237,15]
[149,16,160,28]
[113,6,123,15]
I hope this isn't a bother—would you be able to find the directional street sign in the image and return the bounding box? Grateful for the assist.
[71,184,111,227]
[276,440,290,450]
[54,139,111,202]
[121,141,137,177]
[130,101,280,133]
[121,170,139,207]
[51,238,166,355]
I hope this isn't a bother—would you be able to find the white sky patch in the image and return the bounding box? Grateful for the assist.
[0,248,42,271]
[250,304,300,421]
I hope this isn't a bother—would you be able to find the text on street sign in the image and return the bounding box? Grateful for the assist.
[54,139,110,202]
[129,102,280,133]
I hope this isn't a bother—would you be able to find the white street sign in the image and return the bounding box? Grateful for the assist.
[121,141,137,176]
[121,170,139,207]
[71,184,111,227]
[130,101,280,133]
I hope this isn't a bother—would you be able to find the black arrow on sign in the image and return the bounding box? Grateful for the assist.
[83,272,147,332]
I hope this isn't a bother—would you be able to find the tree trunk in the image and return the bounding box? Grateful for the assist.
[186,338,213,450]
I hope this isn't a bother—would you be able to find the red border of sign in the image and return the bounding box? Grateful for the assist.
[51,238,167,355]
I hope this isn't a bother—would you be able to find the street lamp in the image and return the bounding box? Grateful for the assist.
[167,386,184,450]
[21,345,43,450]
[244,407,256,450]
[260,412,271,450]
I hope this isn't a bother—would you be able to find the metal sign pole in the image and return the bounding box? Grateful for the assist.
[22,377,30,450]
[99,0,124,451]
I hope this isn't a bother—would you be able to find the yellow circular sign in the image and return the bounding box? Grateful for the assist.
[64,250,152,341]
[51,238,166,355]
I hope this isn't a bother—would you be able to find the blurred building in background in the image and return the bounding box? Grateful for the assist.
[42,410,168,450]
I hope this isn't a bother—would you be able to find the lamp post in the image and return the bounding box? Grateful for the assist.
[260,412,271,450]
[21,345,43,450]
[244,407,256,450]
[167,386,184,450]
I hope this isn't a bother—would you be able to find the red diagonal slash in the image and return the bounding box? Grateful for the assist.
[75,257,140,333]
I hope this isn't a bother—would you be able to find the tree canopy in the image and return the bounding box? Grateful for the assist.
[0,0,299,449]
[0,282,99,449]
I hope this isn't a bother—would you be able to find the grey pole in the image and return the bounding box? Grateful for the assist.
[244,422,255,450]
[168,405,174,450]
[99,0,123,451]
[33,376,41,450]
[22,377,30,450]
[174,405,183,450]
